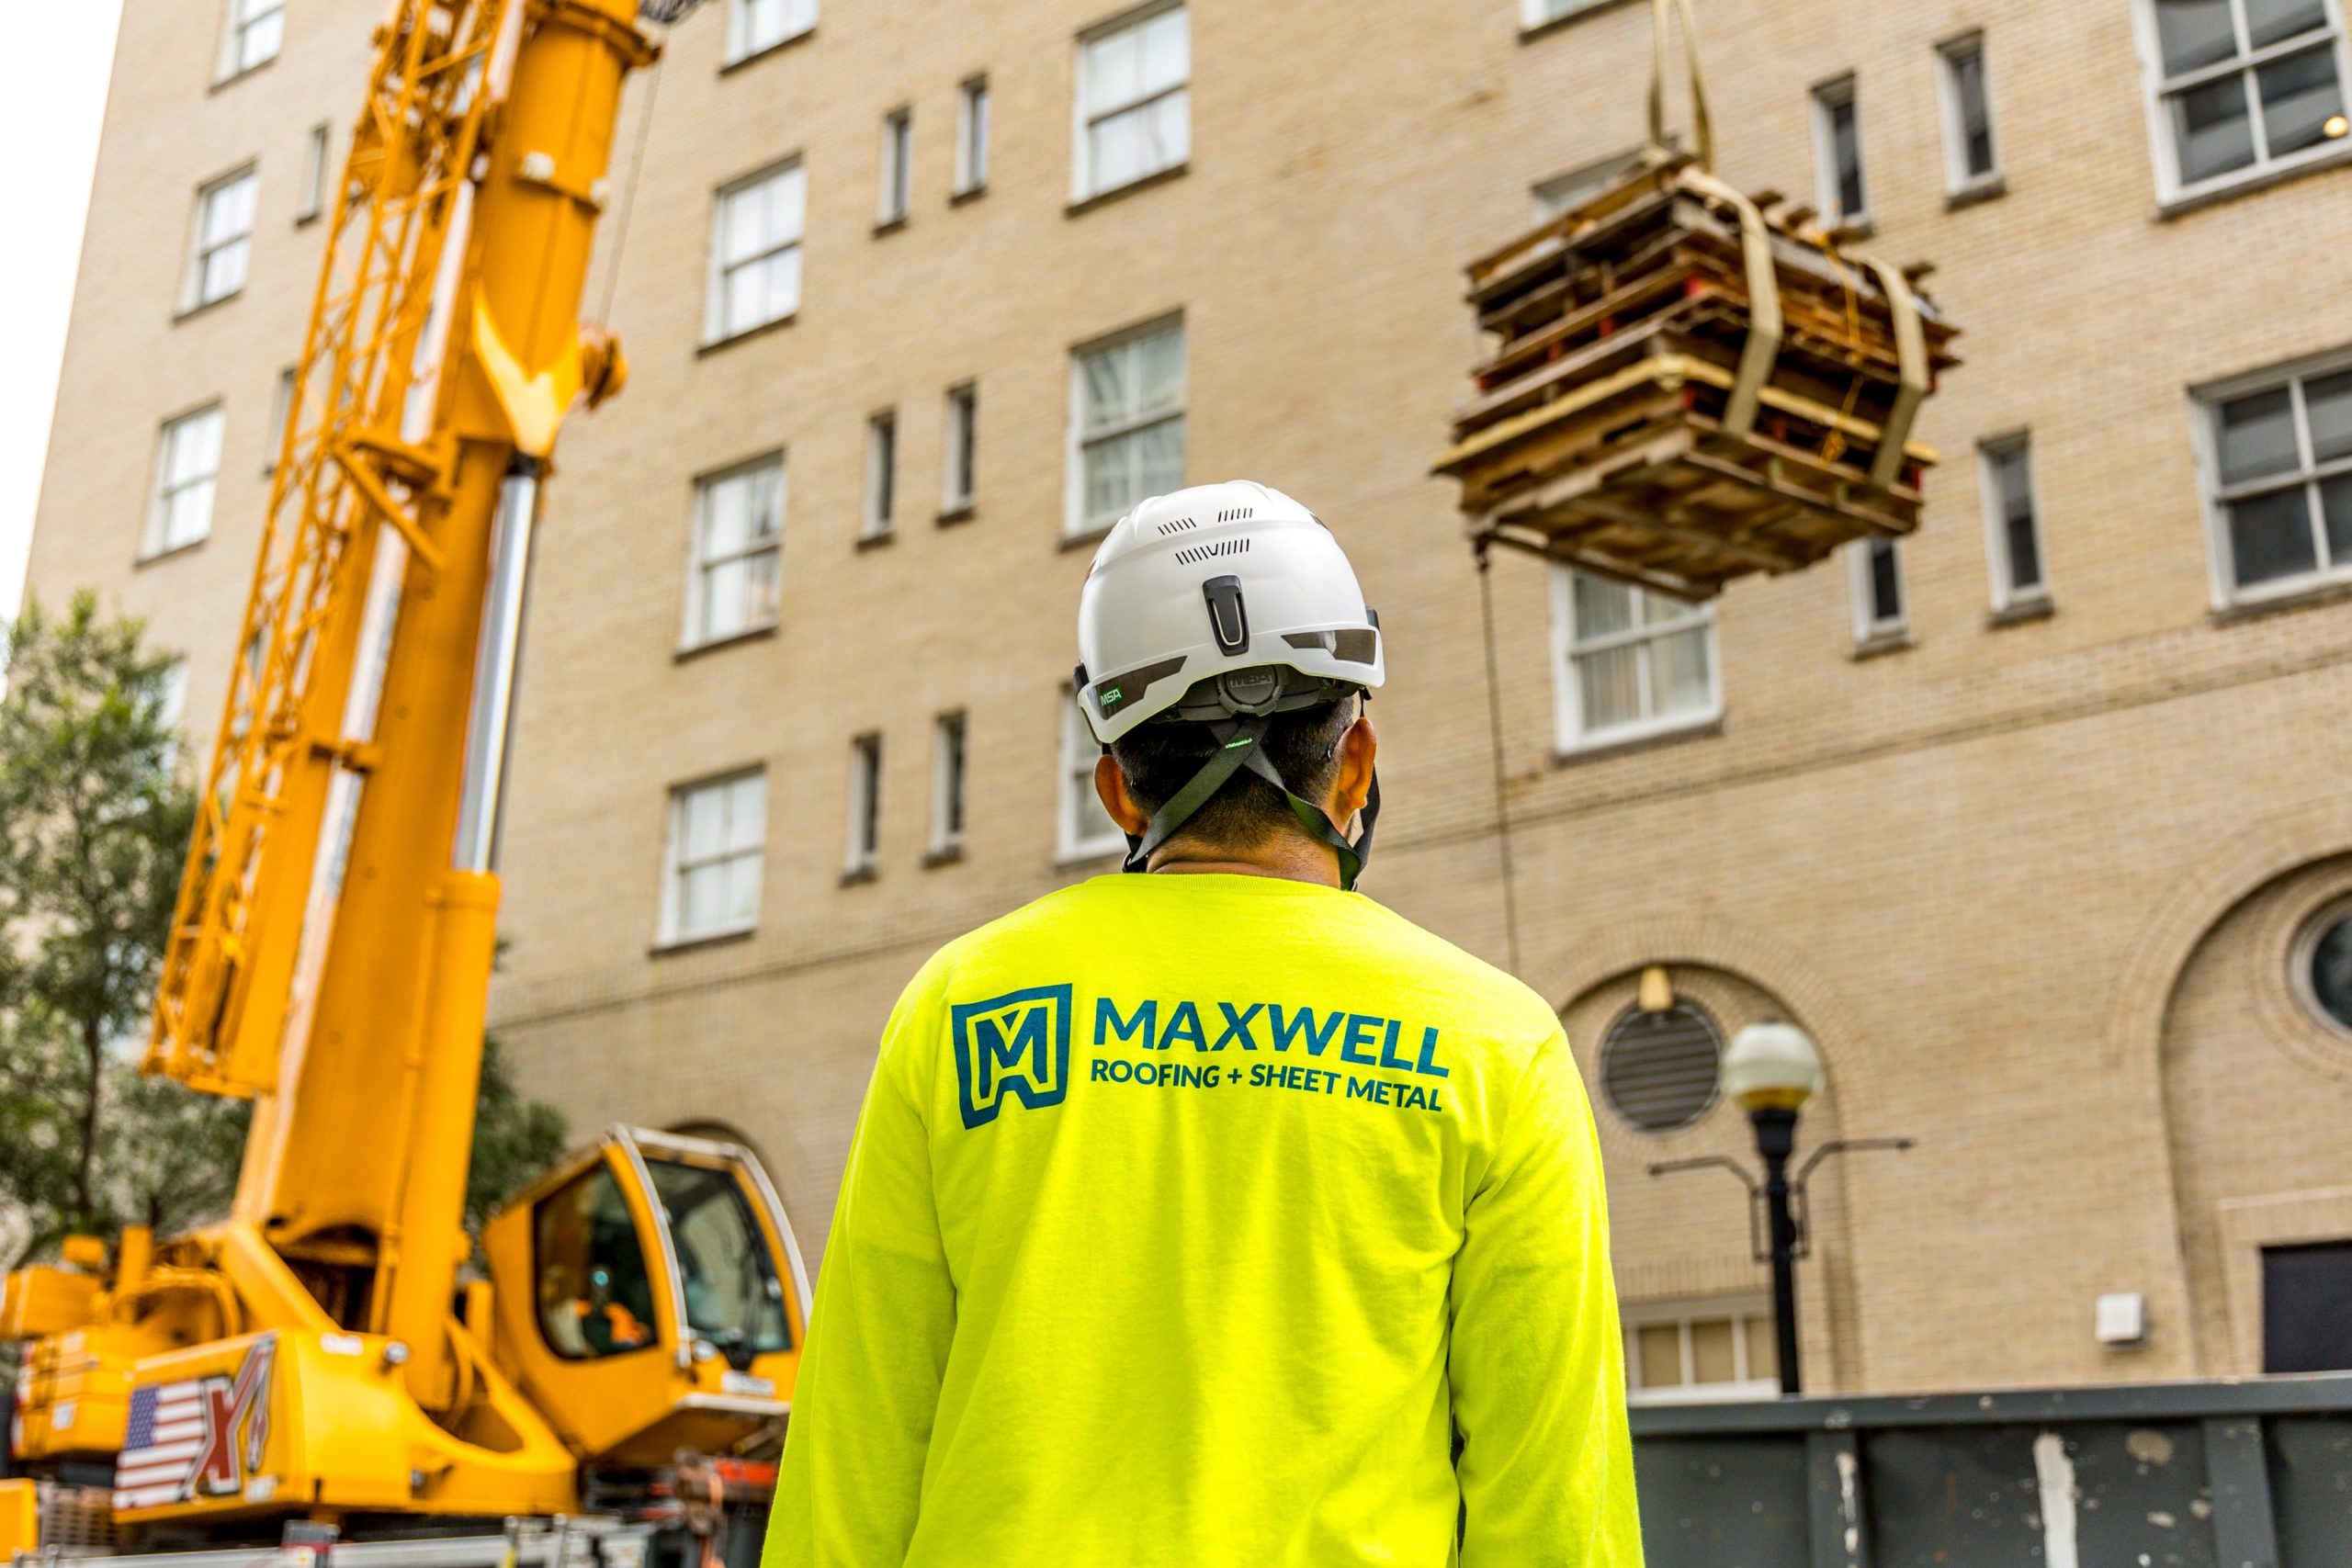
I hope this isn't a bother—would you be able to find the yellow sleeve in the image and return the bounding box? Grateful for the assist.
[1451,1029,1645,1566]
[764,964,956,1568]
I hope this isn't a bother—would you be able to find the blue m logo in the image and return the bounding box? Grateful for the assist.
[951,984,1074,1130]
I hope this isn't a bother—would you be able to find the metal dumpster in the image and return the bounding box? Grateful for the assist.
[1631,1374,2352,1567]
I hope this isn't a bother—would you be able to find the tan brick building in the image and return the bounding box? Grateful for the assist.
[28,0,2352,1397]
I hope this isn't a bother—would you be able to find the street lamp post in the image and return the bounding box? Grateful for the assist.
[1649,1017,1913,1398]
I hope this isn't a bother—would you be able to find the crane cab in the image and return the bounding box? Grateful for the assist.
[481,1127,810,1468]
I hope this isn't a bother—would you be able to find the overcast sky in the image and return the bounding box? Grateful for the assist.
[0,2,124,623]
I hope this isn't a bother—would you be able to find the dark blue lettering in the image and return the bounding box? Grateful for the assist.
[1096,997,1157,1048]
[1340,1013,1383,1066]
[1268,1005,1340,1056]
[1415,1026,1451,1079]
[1159,999,1205,1052]
[1378,1019,1413,1072]
[1213,1001,1263,1051]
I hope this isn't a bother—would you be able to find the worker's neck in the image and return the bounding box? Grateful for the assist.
[1146,829,1340,888]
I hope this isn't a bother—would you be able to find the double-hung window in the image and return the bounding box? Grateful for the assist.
[1849,537,1908,645]
[943,384,978,514]
[2138,0,2350,201]
[219,0,285,81]
[1936,33,2003,195]
[662,770,767,944]
[931,712,968,859]
[1069,317,1184,536]
[2200,355,2352,602]
[865,410,899,538]
[727,0,817,63]
[707,161,804,343]
[684,456,784,648]
[877,108,913,227]
[1550,569,1719,749]
[1811,74,1869,226]
[845,734,883,878]
[1075,4,1189,200]
[1059,696,1125,860]
[148,405,226,558]
[187,167,259,311]
[956,76,992,195]
[1979,434,2049,610]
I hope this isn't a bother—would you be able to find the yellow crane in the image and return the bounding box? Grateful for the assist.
[2,1,806,1555]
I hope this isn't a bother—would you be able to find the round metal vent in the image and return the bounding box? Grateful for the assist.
[1600,1001,1724,1133]
[2296,901,2352,1039]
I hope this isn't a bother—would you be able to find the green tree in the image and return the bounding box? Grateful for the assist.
[0,593,240,1267]
[467,1033,569,1234]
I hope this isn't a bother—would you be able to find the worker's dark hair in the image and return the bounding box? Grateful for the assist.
[1107,694,1359,850]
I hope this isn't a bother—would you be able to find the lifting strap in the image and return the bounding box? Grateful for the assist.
[1647,0,1714,171]
[1121,713,1380,891]
[1678,167,1783,439]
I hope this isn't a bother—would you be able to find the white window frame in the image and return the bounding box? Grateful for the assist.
[864,409,898,538]
[155,659,191,735]
[1071,1,1191,202]
[1810,73,1869,227]
[296,122,332,225]
[2193,345,2352,608]
[1532,148,1646,222]
[1978,432,2050,611]
[186,165,260,312]
[659,768,769,946]
[1548,568,1722,751]
[1935,30,2004,196]
[1066,314,1185,537]
[1058,694,1125,862]
[726,0,818,64]
[2131,0,2352,207]
[704,159,805,344]
[877,107,913,227]
[217,0,285,83]
[930,711,967,858]
[265,367,297,476]
[1848,536,1909,644]
[681,453,786,649]
[146,403,227,559]
[956,75,992,195]
[943,382,978,513]
[1623,1297,1781,1406]
[1521,0,1611,28]
[845,733,884,877]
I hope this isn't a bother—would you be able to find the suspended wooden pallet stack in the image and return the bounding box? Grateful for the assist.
[1434,152,1962,601]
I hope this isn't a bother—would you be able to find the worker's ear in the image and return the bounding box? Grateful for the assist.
[1095,751,1150,837]
[1328,711,1376,831]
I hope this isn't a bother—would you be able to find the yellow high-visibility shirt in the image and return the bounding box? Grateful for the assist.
[764,873,1643,1567]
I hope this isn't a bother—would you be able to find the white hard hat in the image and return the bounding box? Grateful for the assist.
[1076,480,1384,744]
[1073,479,1385,886]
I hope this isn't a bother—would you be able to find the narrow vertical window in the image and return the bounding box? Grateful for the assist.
[727,0,818,62]
[265,367,297,476]
[943,383,978,515]
[1811,75,1868,225]
[706,161,804,343]
[1069,317,1185,535]
[1937,33,2002,194]
[1979,434,2048,610]
[1059,695,1125,860]
[865,410,899,539]
[148,405,226,558]
[1849,536,1908,645]
[930,711,967,860]
[1075,4,1190,200]
[878,107,913,227]
[956,76,992,196]
[662,770,768,943]
[684,455,786,648]
[296,123,332,224]
[155,659,191,734]
[187,167,260,311]
[845,733,883,877]
[219,0,286,81]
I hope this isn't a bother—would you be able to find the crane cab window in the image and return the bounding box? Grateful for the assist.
[535,1164,661,1359]
[647,1158,794,1358]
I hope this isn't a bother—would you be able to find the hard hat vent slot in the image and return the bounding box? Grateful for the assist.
[1155,517,1200,536]
[1215,506,1257,523]
[1174,538,1251,566]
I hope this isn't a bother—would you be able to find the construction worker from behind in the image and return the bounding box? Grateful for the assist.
[764,480,1643,1566]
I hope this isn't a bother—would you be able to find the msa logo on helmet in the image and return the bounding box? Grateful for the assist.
[951,984,1074,1130]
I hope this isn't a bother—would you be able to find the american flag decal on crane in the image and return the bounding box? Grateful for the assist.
[113,1336,277,1511]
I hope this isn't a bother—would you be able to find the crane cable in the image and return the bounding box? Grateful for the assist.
[594,24,668,329]
[1475,544,1525,977]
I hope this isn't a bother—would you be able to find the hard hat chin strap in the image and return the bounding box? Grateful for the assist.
[1120,714,1381,891]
